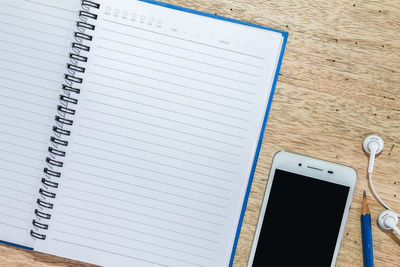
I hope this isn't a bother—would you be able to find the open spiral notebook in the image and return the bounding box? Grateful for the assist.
[0,0,287,266]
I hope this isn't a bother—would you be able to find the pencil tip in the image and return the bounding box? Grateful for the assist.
[362,190,370,214]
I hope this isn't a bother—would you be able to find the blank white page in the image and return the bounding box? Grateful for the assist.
[37,0,285,266]
[0,0,80,248]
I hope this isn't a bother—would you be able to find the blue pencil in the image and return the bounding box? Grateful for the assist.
[361,190,374,267]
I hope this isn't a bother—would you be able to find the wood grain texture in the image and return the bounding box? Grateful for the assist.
[1,0,399,266]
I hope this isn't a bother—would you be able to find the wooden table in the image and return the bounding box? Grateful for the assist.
[1,0,399,266]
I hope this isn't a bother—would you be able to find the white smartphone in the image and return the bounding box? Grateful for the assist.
[247,151,357,267]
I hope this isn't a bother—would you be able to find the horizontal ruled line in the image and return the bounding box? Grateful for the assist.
[77,125,238,165]
[66,174,228,211]
[0,2,71,21]
[85,97,246,137]
[87,78,251,115]
[0,147,43,163]
[0,84,55,101]
[0,19,70,39]
[101,27,263,69]
[90,71,253,105]
[62,203,220,244]
[0,56,60,74]
[57,222,214,262]
[79,116,241,157]
[52,239,167,267]
[0,29,69,48]
[74,142,236,180]
[0,221,26,231]
[0,189,34,203]
[71,151,234,189]
[70,160,232,192]
[0,113,51,127]
[0,39,66,57]
[66,165,230,211]
[0,66,59,84]
[99,37,259,77]
[0,211,28,222]
[95,62,255,98]
[0,202,31,213]
[0,121,48,136]
[76,133,236,173]
[22,0,75,13]
[86,90,249,128]
[59,212,218,252]
[66,170,226,223]
[0,103,50,119]
[88,82,249,126]
[98,45,260,84]
[95,54,257,93]
[63,186,224,230]
[0,74,58,93]
[0,96,53,114]
[0,10,70,30]
[0,157,37,170]
[103,18,265,60]
[0,166,40,181]
[81,108,244,147]
[0,139,44,153]
[0,130,47,145]
[0,175,36,188]
[0,47,61,66]
[0,184,35,197]
[69,166,229,200]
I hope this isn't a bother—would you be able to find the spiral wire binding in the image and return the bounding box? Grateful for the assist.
[30,0,100,241]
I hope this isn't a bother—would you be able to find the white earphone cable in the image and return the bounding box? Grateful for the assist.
[368,172,400,218]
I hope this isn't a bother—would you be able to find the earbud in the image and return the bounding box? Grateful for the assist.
[363,135,384,174]
[363,135,400,238]
[378,210,400,237]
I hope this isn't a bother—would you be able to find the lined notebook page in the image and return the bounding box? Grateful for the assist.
[0,0,79,248]
[37,0,284,266]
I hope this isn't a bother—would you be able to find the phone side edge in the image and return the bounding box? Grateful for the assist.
[330,166,358,267]
[246,150,284,267]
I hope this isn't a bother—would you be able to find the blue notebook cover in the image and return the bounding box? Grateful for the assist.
[0,240,33,251]
[1,1,288,265]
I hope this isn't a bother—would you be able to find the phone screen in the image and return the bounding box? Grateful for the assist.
[252,169,350,266]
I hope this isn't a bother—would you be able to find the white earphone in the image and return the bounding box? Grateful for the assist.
[363,134,400,237]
